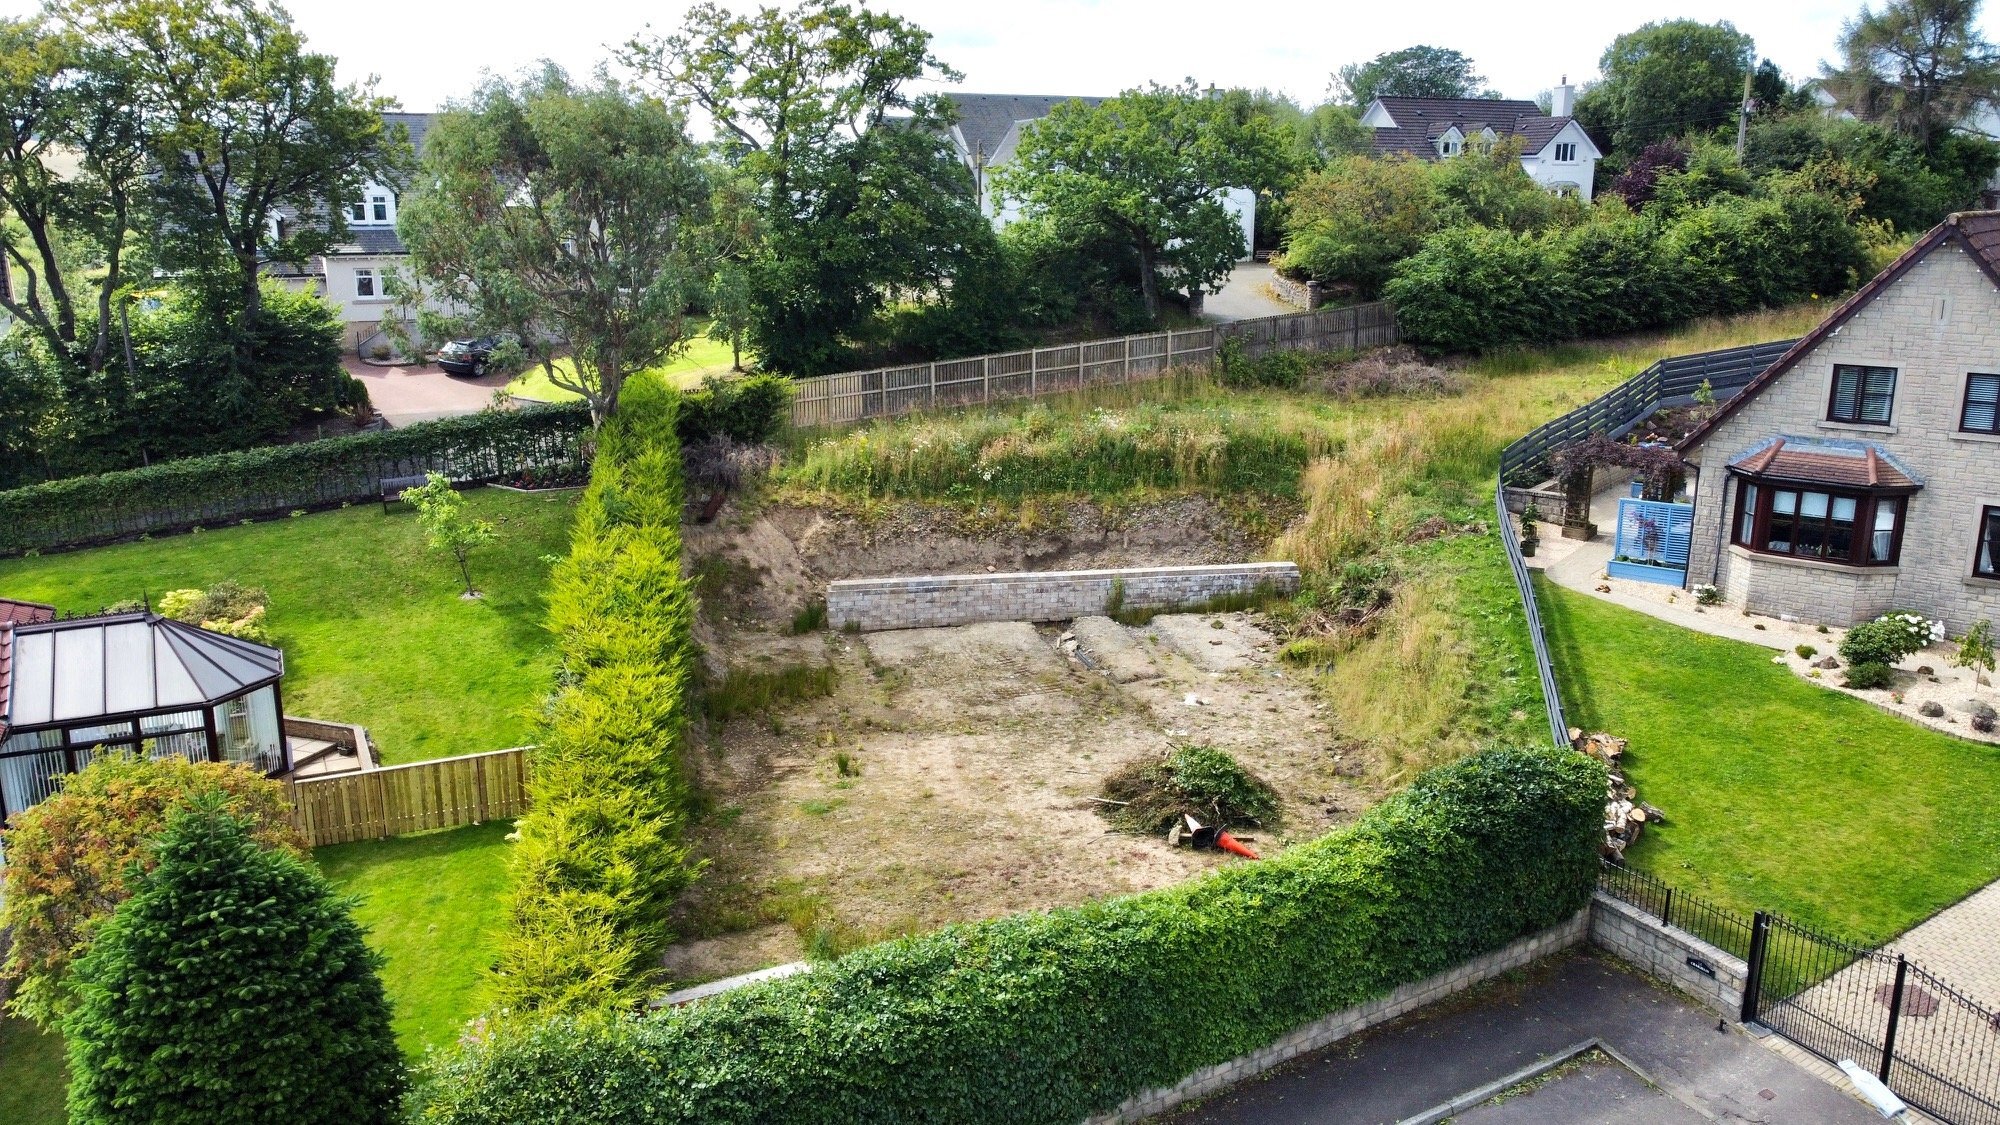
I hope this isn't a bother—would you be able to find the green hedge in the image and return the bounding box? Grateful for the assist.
[493,372,701,1014]
[417,746,1604,1124]
[0,403,591,554]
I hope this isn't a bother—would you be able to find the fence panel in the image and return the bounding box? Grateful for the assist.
[289,747,529,847]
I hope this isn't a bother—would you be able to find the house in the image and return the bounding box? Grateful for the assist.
[1358,81,1600,201]
[0,609,294,825]
[1676,211,2000,631]
[270,111,439,352]
[942,92,1258,259]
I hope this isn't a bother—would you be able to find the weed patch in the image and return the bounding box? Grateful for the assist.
[704,663,839,723]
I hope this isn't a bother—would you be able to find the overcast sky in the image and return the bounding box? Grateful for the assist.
[10,0,2000,112]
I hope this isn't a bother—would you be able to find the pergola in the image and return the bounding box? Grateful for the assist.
[0,611,291,825]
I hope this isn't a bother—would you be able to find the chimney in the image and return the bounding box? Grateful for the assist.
[1550,75,1574,118]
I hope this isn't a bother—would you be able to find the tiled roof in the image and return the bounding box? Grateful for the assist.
[1680,212,2000,452]
[0,597,55,626]
[1728,436,1921,490]
[943,93,1105,164]
[1,623,14,740]
[1365,96,1570,158]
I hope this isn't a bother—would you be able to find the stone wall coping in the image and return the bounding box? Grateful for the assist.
[830,561,1299,593]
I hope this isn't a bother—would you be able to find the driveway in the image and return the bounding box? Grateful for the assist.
[342,355,512,428]
[1158,951,1885,1125]
[1202,261,1296,322]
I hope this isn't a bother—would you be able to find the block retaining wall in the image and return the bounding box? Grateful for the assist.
[826,562,1301,632]
[1587,890,1748,1018]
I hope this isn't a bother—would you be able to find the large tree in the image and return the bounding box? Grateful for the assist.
[60,0,393,353]
[622,0,997,375]
[1822,0,2000,153]
[996,82,1295,320]
[399,66,712,423]
[63,800,403,1125]
[1334,45,1493,105]
[1576,20,1756,156]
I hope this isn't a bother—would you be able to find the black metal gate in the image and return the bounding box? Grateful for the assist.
[1745,912,2000,1125]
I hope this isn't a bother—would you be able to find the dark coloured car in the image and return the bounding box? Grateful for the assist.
[437,335,504,377]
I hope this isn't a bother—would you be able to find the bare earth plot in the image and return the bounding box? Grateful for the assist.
[668,501,1370,983]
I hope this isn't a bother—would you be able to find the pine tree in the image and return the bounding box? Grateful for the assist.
[63,799,404,1125]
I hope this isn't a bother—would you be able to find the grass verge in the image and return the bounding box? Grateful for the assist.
[314,820,516,1055]
[0,1013,64,1125]
[1539,579,2000,943]
[0,488,575,765]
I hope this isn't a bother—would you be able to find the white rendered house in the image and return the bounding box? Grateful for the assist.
[1358,82,1600,201]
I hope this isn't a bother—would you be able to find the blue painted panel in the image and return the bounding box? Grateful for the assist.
[1607,558,1687,585]
[1613,498,1693,586]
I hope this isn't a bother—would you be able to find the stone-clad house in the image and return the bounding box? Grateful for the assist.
[1678,211,2000,631]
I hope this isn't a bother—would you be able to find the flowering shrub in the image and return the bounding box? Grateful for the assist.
[1693,583,1721,607]
[156,581,272,643]
[1840,612,1943,668]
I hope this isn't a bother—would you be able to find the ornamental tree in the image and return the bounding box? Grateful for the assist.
[401,471,497,597]
[0,753,303,1029]
[996,81,1295,321]
[64,799,403,1125]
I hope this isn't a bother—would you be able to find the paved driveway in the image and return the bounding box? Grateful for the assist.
[343,355,512,428]
[1202,262,1296,322]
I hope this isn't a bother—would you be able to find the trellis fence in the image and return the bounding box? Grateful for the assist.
[788,302,1398,428]
[288,746,530,847]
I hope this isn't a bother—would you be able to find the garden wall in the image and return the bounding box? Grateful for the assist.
[1588,892,1747,1018]
[826,562,1300,631]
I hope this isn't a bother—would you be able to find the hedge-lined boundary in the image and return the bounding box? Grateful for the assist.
[0,403,592,555]
[492,373,700,1014]
[415,747,1604,1124]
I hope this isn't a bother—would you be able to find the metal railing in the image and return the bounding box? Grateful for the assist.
[1598,859,1755,961]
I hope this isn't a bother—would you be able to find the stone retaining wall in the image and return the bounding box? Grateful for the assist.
[827,562,1301,632]
[1588,891,1747,1018]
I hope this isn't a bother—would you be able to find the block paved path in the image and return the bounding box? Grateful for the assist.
[1886,879,2000,1013]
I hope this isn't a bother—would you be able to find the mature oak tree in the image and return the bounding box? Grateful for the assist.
[996,82,1295,321]
[1334,45,1494,106]
[399,66,712,423]
[1822,0,2000,153]
[1575,20,1756,157]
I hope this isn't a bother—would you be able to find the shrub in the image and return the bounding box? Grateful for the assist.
[496,371,702,1014]
[1840,612,1943,668]
[1955,619,1995,684]
[0,754,304,1028]
[64,800,404,1125]
[677,373,792,446]
[1796,644,1818,660]
[411,747,1603,1125]
[157,580,272,643]
[1844,662,1896,690]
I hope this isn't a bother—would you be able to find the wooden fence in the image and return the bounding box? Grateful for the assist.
[787,302,1398,428]
[288,746,530,847]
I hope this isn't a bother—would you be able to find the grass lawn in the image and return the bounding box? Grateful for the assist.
[506,330,740,402]
[0,1014,65,1125]
[0,488,575,765]
[1539,580,2000,943]
[316,820,516,1055]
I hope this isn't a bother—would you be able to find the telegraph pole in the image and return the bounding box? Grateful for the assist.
[1736,69,1753,159]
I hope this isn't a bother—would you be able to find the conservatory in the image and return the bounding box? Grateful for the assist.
[0,610,291,825]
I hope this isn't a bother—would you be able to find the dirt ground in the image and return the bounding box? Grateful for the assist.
[666,497,1373,984]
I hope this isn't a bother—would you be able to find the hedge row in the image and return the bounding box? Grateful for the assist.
[1385,192,1868,353]
[0,402,592,554]
[417,747,1604,1124]
[492,372,701,1014]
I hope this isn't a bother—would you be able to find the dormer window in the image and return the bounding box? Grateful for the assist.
[349,183,396,226]
[1437,131,1462,157]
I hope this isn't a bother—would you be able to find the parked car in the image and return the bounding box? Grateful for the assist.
[437,335,505,377]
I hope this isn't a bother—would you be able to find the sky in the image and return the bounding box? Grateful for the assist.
[9,0,2000,113]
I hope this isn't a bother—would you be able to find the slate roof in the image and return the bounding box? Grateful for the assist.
[943,93,1105,164]
[1727,436,1921,490]
[4,612,283,730]
[1680,212,2000,452]
[271,111,434,261]
[1365,96,1573,159]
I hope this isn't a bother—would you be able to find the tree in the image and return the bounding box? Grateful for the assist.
[1610,139,1693,206]
[63,799,403,1125]
[1822,0,2000,153]
[997,82,1295,320]
[401,472,497,597]
[707,263,754,371]
[0,753,303,1029]
[1576,20,1756,156]
[1958,618,1996,686]
[60,0,395,358]
[623,0,999,375]
[400,66,711,422]
[1334,45,1492,105]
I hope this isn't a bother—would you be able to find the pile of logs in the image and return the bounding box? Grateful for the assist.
[1569,729,1664,861]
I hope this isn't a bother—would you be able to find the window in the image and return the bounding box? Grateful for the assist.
[1963,373,2000,434]
[1439,138,1460,156]
[1828,364,1896,425]
[1731,477,1905,566]
[1554,142,1577,162]
[1979,507,2000,579]
[355,268,375,298]
[350,201,366,223]
[370,192,390,222]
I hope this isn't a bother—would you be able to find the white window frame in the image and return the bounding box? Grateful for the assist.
[354,268,377,300]
[1554,142,1577,163]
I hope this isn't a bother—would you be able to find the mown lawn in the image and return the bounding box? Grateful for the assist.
[1539,580,2000,943]
[506,330,739,402]
[0,488,575,764]
[316,820,516,1055]
[0,1014,65,1125]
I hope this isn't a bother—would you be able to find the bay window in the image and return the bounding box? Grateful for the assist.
[1731,476,1906,566]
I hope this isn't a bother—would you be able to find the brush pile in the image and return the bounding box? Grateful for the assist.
[1099,745,1281,836]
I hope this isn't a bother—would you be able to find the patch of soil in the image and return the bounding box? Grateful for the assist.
[672,611,1374,983]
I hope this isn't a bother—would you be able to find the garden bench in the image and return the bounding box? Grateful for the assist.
[380,474,433,513]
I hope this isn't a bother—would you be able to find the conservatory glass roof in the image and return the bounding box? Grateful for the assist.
[3,612,283,730]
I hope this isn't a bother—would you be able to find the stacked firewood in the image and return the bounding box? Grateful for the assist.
[1569,729,1664,860]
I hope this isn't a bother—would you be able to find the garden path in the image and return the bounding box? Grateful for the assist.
[1201,262,1295,322]
[341,355,511,427]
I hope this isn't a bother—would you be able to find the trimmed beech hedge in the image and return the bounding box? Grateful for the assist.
[0,403,591,554]
[492,373,701,1014]
[417,746,1603,1124]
